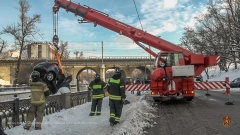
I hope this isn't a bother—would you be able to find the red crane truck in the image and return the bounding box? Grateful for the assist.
[52,0,219,101]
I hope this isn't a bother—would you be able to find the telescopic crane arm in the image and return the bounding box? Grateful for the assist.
[53,0,219,76]
[52,0,160,58]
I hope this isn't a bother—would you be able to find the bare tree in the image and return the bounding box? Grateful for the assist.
[79,51,84,59]
[2,0,41,86]
[59,41,69,59]
[74,51,79,58]
[181,0,240,76]
[0,38,7,55]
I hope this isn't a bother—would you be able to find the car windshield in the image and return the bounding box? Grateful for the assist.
[234,78,240,82]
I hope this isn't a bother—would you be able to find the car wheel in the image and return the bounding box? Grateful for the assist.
[45,72,55,81]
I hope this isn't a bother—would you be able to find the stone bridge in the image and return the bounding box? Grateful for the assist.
[0,56,155,85]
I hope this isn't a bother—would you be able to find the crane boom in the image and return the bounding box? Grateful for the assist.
[52,0,220,101]
[53,0,219,75]
[53,0,194,55]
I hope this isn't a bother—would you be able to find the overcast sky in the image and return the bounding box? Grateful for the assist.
[0,0,209,57]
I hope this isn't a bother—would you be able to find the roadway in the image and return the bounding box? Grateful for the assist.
[146,90,240,135]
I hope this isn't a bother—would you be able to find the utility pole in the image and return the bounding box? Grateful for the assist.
[101,41,106,82]
[102,41,103,65]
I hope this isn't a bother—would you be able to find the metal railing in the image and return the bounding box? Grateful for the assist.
[0,91,89,129]
[0,56,154,60]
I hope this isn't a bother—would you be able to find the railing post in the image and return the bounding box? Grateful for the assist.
[0,115,3,129]
[62,93,71,109]
[88,90,92,102]
[12,95,20,127]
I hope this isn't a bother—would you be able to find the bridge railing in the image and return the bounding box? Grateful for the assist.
[0,91,89,129]
[0,56,154,60]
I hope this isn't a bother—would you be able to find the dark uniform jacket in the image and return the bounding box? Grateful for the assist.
[88,79,107,99]
[108,74,126,100]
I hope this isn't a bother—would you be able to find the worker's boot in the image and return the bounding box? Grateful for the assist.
[109,117,115,126]
[114,121,119,125]
[89,113,95,116]
[35,127,42,130]
[23,125,30,130]
[110,122,115,126]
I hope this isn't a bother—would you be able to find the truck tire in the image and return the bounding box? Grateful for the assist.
[153,97,161,102]
[185,97,193,101]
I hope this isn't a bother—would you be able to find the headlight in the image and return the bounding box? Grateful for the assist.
[46,72,54,81]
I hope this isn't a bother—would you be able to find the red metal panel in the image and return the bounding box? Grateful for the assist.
[190,54,204,64]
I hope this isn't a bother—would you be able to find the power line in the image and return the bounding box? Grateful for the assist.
[132,0,143,30]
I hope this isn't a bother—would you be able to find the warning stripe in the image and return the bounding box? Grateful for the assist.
[194,81,229,90]
[216,56,220,63]
[125,84,150,91]
[126,81,229,91]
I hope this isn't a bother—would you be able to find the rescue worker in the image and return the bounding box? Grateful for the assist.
[88,73,107,116]
[107,68,126,126]
[24,71,50,130]
[135,78,142,96]
[132,78,142,94]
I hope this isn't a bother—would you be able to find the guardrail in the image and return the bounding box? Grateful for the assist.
[0,90,90,129]
[0,87,29,92]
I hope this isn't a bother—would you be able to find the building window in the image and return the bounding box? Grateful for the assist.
[27,45,31,58]
[38,45,42,58]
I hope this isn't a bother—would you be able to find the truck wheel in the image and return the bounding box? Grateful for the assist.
[153,97,160,102]
[185,97,193,101]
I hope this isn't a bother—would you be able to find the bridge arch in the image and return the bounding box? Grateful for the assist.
[76,67,98,91]
[136,66,151,80]
[105,67,126,82]
[127,65,151,83]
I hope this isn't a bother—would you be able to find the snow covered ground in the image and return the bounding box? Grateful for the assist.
[201,65,240,82]
[4,91,156,135]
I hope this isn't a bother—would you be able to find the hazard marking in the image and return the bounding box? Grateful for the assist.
[194,81,229,90]
[126,80,229,91]
[125,84,150,91]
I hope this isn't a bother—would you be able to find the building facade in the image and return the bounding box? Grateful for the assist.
[27,42,56,59]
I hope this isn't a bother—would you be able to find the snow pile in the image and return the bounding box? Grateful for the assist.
[202,65,240,81]
[113,96,156,135]
[4,91,156,135]
[0,79,10,85]
[54,87,71,95]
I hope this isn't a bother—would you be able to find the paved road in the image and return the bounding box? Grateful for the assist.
[146,90,240,135]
